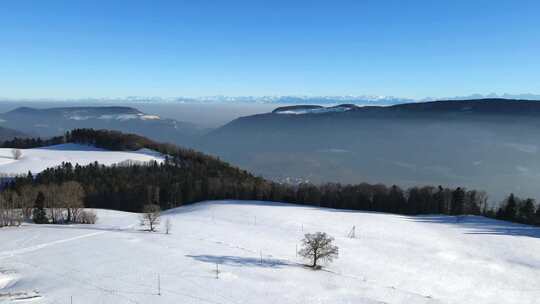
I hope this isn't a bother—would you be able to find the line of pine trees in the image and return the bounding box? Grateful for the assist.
[0,135,65,149]
[495,193,539,225]
[2,129,540,227]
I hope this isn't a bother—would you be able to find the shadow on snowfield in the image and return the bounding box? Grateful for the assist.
[408,215,540,239]
[186,254,292,268]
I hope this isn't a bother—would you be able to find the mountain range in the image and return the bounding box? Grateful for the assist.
[4,93,540,105]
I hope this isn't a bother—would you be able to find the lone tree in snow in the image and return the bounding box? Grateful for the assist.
[140,204,161,232]
[299,232,339,269]
[11,148,22,160]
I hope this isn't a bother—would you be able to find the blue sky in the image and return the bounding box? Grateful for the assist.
[0,0,539,99]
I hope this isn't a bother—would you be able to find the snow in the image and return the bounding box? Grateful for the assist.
[0,143,164,176]
[275,105,356,115]
[67,113,161,121]
[98,114,139,120]
[1,200,539,303]
[140,114,161,120]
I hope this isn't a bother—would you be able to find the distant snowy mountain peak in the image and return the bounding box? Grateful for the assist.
[192,95,413,105]
[126,94,540,105]
[126,94,539,105]
[2,93,540,105]
[423,93,540,102]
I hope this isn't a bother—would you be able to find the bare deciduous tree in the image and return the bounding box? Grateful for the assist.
[19,185,38,220]
[299,232,339,269]
[80,210,97,224]
[11,148,22,160]
[140,204,161,232]
[42,184,64,224]
[61,181,85,223]
[0,189,23,227]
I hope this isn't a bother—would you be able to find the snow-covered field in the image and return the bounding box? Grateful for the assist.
[0,143,164,176]
[1,201,539,304]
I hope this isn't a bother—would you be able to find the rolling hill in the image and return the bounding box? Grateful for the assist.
[1,200,539,303]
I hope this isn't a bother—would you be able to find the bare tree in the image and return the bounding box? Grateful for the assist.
[140,204,161,232]
[42,184,64,224]
[0,190,23,227]
[299,232,339,269]
[19,185,38,220]
[80,210,98,224]
[0,194,6,227]
[164,218,172,234]
[60,181,85,223]
[11,149,22,160]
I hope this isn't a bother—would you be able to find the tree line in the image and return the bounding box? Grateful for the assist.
[0,135,65,149]
[1,128,540,227]
[0,181,96,227]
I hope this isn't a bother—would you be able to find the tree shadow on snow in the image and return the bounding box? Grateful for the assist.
[407,215,540,239]
[186,254,293,268]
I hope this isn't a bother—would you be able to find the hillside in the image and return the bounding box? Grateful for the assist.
[2,129,280,213]
[0,143,164,176]
[272,98,540,117]
[1,200,539,303]
[0,126,28,142]
[198,99,540,201]
[0,106,203,146]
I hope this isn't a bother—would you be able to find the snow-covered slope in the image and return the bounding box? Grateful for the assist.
[1,201,539,303]
[0,143,164,176]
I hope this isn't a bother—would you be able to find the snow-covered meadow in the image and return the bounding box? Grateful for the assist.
[1,200,540,304]
[0,144,164,176]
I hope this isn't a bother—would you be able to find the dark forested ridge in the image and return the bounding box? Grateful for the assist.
[1,128,540,226]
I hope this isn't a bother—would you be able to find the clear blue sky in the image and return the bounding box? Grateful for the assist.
[1,0,538,99]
